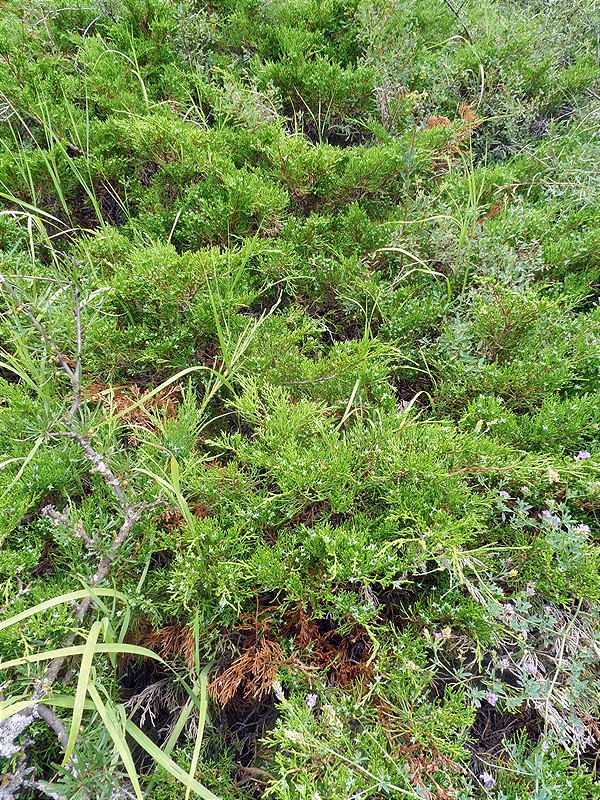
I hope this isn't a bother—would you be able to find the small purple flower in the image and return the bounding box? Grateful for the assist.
[526,583,536,596]
[576,524,591,534]
[575,450,591,461]
[480,771,496,789]
[541,510,552,518]
[523,660,536,674]
[306,693,318,709]
[498,491,511,499]
[502,603,515,615]
[485,691,499,707]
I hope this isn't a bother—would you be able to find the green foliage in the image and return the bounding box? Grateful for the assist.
[1,0,599,798]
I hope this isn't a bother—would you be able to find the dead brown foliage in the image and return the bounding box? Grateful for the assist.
[477,199,505,225]
[86,382,182,441]
[400,741,463,800]
[209,602,374,708]
[158,502,212,531]
[142,623,196,671]
[458,102,480,127]
[283,604,374,687]
[425,116,452,128]
[209,609,290,706]
[209,637,288,706]
[429,103,483,176]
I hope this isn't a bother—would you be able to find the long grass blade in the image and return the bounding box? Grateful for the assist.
[0,588,127,633]
[0,642,166,670]
[42,694,95,711]
[62,620,103,765]
[0,698,36,722]
[0,434,45,503]
[185,664,211,800]
[144,697,195,796]
[87,683,143,800]
[95,365,219,428]
[134,464,196,533]
[126,720,220,800]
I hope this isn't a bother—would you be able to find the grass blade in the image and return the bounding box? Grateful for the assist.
[144,697,195,796]
[0,433,45,503]
[126,720,220,800]
[134,464,196,533]
[0,588,127,633]
[0,698,36,722]
[42,694,95,711]
[95,365,220,428]
[0,642,166,670]
[87,683,143,800]
[185,664,211,800]
[62,619,103,765]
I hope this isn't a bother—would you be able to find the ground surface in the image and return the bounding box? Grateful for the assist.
[1,1,600,798]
